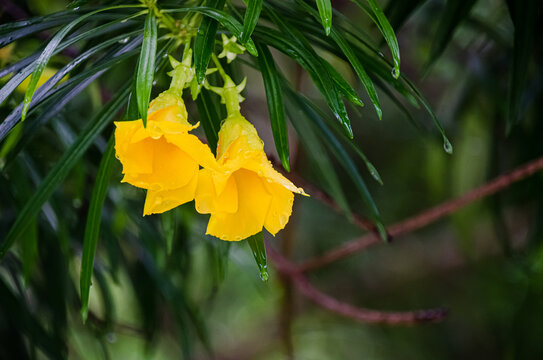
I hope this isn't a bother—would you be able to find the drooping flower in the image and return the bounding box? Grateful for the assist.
[114,91,217,215]
[195,111,307,241]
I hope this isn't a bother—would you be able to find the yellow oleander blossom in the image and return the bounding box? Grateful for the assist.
[114,91,217,215]
[195,114,307,241]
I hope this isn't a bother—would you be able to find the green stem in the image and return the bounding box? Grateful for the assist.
[211,53,230,84]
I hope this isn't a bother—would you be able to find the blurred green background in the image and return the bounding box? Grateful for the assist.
[1,0,543,359]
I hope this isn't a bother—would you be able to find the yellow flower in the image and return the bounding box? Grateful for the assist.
[114,91,217,215]
[195,114,307,241]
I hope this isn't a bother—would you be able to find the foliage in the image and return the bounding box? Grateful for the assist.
[0,0,542,358]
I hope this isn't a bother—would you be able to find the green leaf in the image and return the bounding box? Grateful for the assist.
[195,88,222,154]
[137,12,158,127]
[20,5,142,121]
[0,84,131,261]
[285,91,351,216]
[425,0,477,70]
[316,0,333,35]
[322,61,365,107]
[241,0,263,43]
[288,88,386,239]
[166,5,258,57]
[506,0,537,133]
[0,34,143,142]
[367,0,401,78]
[294,0,382,119]
[256,42,290,171]
[246,232,268,281]
[80,135,116,323]
[1,28,141,109]
[254,19,352,137]
[162,210,176,255]
[125,77,140,121]
[297,90,382,184]
[194,0,227,84]
[351,0,401,78]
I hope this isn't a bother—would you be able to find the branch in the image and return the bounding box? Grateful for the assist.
[299,155,543,272]
[267,244,448,325]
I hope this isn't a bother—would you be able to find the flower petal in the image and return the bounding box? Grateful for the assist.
[122,137,198,191]
[164,132,219,172]
[115,121,154,174]
[195,169,238,214]
[244,156,307,195]
[263,181,295,235]
[143,171,199,215]
[206,169,271,241]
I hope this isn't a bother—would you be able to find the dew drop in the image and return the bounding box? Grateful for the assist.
[443,138,453,154]
[118,37,130,44]
[72,6,80,11]
[259,267,269,282]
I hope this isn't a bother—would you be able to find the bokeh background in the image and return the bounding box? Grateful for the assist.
[1,0,543,359]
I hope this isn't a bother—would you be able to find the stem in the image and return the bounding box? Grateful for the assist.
[211,54,241,116]
[211,53,229,84]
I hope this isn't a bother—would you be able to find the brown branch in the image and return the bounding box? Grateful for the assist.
[267,244,448,325]
[299,155,543,272]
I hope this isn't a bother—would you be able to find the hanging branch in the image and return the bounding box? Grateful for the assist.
[267,244,448,325]
[299,155,543,272]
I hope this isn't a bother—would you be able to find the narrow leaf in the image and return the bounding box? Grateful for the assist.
[137,12,158,127]
[195,88,222,153]
[194,0,227,84]
[366,0,400,78]
[162,210,176,254]
[256,42,290,171]
[255,12,352,136]
[0,84,131,260]
[288,88,386,239]
[322,61,364,107]
[294,0,382,119]
[426,0,477,70]
[247,232,268,281]
[316,0,333,35]
[164,6,258,56]
[285,95,351,216]
[20,5,142,121]
[241,0,263,43]
[80,135,116,323]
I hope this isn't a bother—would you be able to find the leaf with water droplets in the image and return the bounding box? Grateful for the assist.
[21,5,143,121]
[316,0,333,35]
[256,42,290,171]
[81,135,115,323]
[247,232,268,281]
[136,12,157,127]
[351,0,401,79]
[0,84,131,261]
[241,0,263,43]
